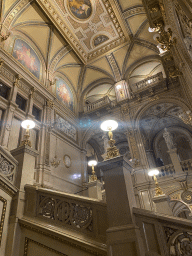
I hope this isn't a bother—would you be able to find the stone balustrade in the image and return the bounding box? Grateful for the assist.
[180,159,192,171]
[133,207,192,256]
[131,72,164,92]
[157,163,175,178]
[84,96,111,113]
[0,146,18,184]
[24,185,108,243]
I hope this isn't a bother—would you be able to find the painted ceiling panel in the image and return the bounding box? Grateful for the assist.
[126,44,158,71]
[16,25,50,60]
[82,68,110,91]
[56,51,81,69]
[127,15,147,35]
[113,43,130,73]
[12,3,49,26]
[90,57,114,77]
[49,29,67,63]
[118,0,143,11]
[58,66,81,91]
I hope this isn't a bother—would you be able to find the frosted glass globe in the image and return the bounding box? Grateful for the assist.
[88,160,98,166]
[100,120,118,131]
[21,120,35,129]
[148,169,159,176]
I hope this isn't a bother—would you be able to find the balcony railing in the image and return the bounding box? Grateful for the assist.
[24,185,108,243]
[84,96,111,113]
[131,72,164,92]
[181,159,192,171]
[157,163,175,178]
[0,146,18,184]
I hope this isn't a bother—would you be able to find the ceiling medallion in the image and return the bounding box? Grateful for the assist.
[67,0,92,20]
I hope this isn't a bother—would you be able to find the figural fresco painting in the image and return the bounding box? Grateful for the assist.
[67,0,92,20]
[56,78,74,111]
[12,39,40,79]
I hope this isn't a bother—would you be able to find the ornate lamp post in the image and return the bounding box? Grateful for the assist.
[20,120,35,147]
[100,120,119,160]
[148,169,163,196]
[88,159,98,182]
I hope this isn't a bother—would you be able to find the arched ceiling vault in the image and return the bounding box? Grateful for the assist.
[1,0,161,106]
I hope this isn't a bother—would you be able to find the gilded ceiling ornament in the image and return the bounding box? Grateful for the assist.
[67,0,92,20]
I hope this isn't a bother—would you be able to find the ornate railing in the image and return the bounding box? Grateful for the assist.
[134,207,192,256]
[24,185,108,243]
[131,72,164,92]
[0,146,18,184]
[157,163,175,178]
[84,96,111,113]
[180,159,192,172]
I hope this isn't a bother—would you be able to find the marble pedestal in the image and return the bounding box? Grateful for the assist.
[5,145,38,256]
[99,156,145,256]
[153,194,173,216]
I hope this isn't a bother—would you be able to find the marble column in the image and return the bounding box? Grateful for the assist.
[101,133,108,159]
[146,149,156,168]
[163,128,183,174]
[99,156,145,256]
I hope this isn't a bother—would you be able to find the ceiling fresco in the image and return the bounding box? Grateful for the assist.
[1,0,161,109]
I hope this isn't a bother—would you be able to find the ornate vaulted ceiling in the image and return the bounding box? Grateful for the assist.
[1,0,160,110]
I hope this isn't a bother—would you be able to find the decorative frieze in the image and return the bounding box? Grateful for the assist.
[0,153,15,182]
[55,114,77,141]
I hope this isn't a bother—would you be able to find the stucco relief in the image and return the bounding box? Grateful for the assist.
[55,114,77,141]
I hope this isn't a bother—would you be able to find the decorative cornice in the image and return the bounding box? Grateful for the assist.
[0,175,18,197]
[11,145,39,158]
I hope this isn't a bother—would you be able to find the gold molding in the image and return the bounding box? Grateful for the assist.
[19,221,107,256]
[0,196,7,246]
[33,0,126,63]
[24,237,67,255]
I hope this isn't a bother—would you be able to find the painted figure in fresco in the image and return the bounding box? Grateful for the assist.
[13,39,40,79]
[56,79,74,111]
[68,0,92,19]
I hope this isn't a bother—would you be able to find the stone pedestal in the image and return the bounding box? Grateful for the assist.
[99,156,145,256]
[153,194,173,216]
[85,180,103,200]
[5,145,38,256]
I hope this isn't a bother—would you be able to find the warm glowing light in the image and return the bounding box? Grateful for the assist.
[116,84,122,90]
[100,120,118,131]
[88,160,98,166]
[148,169,159,176]
[21,120,35,129]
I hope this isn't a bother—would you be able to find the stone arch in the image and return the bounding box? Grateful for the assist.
[170,199,191,218]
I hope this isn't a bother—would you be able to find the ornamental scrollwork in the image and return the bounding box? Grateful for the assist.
[38,195,93,232]
[0,153,15,182]
[170,232,192,256]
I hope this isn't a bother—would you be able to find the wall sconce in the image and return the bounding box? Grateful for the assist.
[88,159,98,182]
[20,120,35,147]
[148,169,163,196]
[153,24,176,52]
[116,84,124,98]
[100,120,119,160]
[149,24,176,53]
